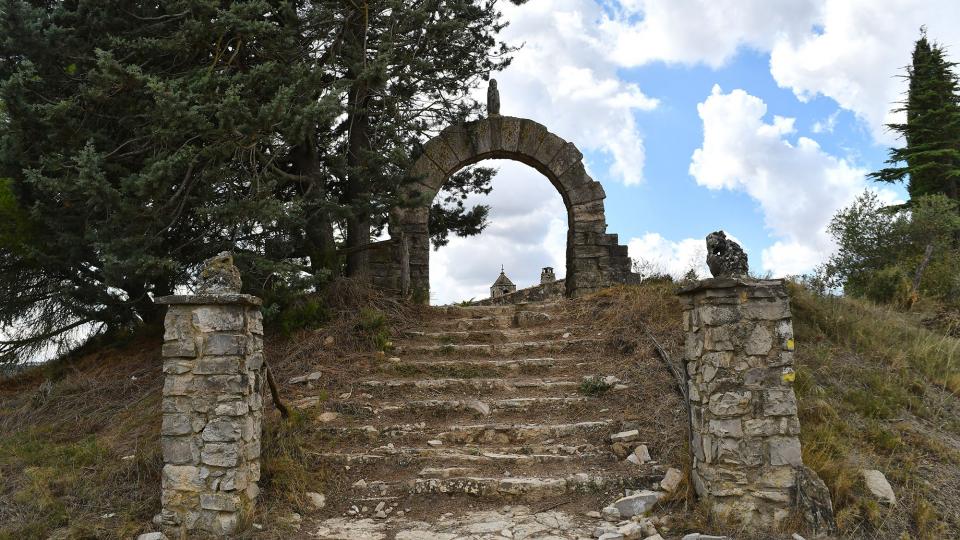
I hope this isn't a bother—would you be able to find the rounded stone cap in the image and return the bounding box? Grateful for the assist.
[154,293,262,306]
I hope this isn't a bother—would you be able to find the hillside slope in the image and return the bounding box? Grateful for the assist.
[0,282,957,539]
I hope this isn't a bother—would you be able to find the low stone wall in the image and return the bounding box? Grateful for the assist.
[472,279,566,306]
[678,278,832,529]
[154,293,265,536]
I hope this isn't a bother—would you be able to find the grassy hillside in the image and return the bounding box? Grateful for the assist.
[789,284,960,538]
[0,281,957,539]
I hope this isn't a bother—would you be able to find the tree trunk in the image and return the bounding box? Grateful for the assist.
[292,143,340,278]
[911,242,935,301]
[343,5,372,277]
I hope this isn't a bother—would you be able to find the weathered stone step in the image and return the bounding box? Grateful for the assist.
[434,305,519,317]
[394,338,603,356]
[428,316,512,330]
[402,328,574,344]
[381,357,562,376]
[358,376,580,392]
[387,473,651,500]
[316,419,616,445]
[439,420,615,445]
[367,396,591,416]
[316,443,601,465]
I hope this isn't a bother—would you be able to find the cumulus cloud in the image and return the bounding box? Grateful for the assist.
[689,85,896,276]
[627,233,709,278]
[592,0,960,142]
[605,0,821,68]
[430,161,567,305]
[494,0,657,185]
[770,1,960,142]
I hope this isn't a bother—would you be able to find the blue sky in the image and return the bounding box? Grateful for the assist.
[429,0,957,304]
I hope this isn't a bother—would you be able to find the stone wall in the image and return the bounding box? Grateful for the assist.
[154,293,265,536]
[678,277,830,529]
[472,279,567,306]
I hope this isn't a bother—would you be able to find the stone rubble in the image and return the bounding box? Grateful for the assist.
[861,469,897,505]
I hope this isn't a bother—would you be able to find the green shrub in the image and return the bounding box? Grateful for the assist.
[358,308,392,351]
[270,297,330,336]
[855,266,913,306]
[579,376,612,396]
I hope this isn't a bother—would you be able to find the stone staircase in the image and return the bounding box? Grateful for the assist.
[291,300,687,539]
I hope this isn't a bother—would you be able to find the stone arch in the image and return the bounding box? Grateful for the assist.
[369,115,631,302]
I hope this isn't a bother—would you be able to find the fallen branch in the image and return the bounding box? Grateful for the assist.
[264,360,290,419]
[639,320,693,510]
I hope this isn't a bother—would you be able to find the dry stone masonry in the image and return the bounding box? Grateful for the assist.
[678,272,834,530]
[154,253,265,536]
[367,81,632,301]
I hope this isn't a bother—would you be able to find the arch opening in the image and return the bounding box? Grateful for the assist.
[429,159,568,305]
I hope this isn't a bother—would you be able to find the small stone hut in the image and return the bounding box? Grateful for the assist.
[490,269,516,298]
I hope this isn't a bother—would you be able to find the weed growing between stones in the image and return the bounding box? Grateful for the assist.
[579,376,612,396]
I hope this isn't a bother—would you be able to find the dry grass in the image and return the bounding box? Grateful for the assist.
[0,278,421,539]
[0,334,164,539]
[2,278,959,539]
[790,283,960,538]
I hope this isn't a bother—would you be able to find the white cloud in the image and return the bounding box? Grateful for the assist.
[770,1,960,143]
[605,0,822,68]
[494,0,657,185]
[627,233,709,278]
[811,110,840,134]
[429,161,567,305]
[689,85,895,276]
[591,0,960,143]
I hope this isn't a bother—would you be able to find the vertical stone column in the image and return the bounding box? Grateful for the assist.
[678,277,807,527]
[153,254,264,536]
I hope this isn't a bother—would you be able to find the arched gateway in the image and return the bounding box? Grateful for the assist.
[367,83,631,302]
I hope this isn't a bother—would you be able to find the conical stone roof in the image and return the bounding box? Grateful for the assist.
[493,270,515,287]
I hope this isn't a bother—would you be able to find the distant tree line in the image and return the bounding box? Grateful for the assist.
[0,0,527,363]
[818,28,960,307]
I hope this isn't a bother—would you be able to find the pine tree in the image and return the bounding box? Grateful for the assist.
[328,1,520,274]
[871,28,960,203]
[0,1,520,363]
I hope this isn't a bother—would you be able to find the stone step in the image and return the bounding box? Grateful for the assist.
[402,328,574,344]
[394,338,604,356]
[434,305,519,317]
[365,396,591,416]
[381,357,563,377]
[317,419,616,445]
[316,443,601,465]
[358,376,581,392]
[359,473,653,501]
[439,420,616,445]
[429,316,513,330]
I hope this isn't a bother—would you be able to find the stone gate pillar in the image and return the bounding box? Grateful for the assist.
[679,277,799,525]
[678,276,831,528]
[154,253,264,536]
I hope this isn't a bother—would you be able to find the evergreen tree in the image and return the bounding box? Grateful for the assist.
[871,28,960,203]
[327,1,519,274]
[0,1,520,363]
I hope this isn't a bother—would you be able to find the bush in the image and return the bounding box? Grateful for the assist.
[858,266,913,306]
[358,308,392,351]
[268,297,330,336]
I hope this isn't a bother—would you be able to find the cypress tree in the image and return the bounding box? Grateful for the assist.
[871,28,960,203]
